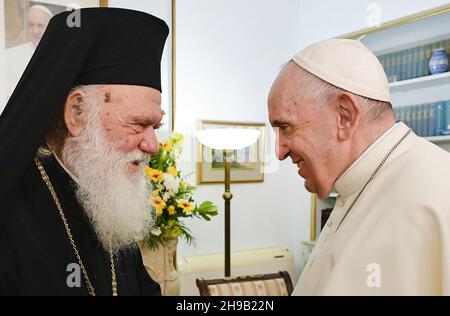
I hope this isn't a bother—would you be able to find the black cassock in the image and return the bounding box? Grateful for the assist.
[0,155,161,296]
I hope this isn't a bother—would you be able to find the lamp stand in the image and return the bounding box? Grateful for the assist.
[222,150,233,277]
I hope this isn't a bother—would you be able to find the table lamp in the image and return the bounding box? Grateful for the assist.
[196,128,260,277]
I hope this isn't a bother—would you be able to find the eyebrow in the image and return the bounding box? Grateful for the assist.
[270,120,289,127]
[128,112,164,126]
[132,118,153,126]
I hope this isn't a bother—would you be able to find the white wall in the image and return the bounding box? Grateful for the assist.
[298,0,450,49]
[174,0,306,279]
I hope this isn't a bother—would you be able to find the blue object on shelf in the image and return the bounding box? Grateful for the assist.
[443,100,450,135]
[434,101,446,136]
[429,49,449,75]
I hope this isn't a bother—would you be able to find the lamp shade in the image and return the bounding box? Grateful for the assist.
[196,129,260,150]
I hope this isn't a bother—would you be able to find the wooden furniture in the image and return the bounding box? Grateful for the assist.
[196,271,294,296]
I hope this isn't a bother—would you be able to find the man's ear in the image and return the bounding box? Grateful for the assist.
[336,92,361,141]
[64,90,88,137]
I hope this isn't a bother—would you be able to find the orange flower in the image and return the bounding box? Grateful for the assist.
[150,195,166,216]
[178,200,195,214]
[145,166,163,183]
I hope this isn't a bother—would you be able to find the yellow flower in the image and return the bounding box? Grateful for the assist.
[167,166,177,177]
[178,200,195,214]
[167,205,176,215]
[171,132,184,143]
[170,226,182,238]
[145,166,163,183]
[152,189,160,197]
[150,196,166,216]
[161,141,173,151]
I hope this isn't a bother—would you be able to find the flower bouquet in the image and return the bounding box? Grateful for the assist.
[143,132,218,250]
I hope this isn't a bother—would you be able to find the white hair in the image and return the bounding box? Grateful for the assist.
[61,90,155,253]
[293,62,392,122]
[39,85,104,158]
[28,4,53,17]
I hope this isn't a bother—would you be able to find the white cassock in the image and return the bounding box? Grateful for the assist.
[5,42,35,99]
[294,122,450,295]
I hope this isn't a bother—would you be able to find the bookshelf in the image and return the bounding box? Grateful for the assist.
[426,135,450,143]
[427,136,450,152]
[363,6,450,144]
[362,8,450,143]
[308,5,450,245]
[389,72,450,92]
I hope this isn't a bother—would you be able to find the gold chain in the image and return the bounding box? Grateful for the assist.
[34,156,118,296]
[336,128,412,231]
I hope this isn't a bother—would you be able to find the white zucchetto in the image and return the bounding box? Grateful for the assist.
[292,38,391,102]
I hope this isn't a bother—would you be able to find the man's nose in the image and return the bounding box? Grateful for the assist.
[138,128,159,154]
[276,144,289,161]
[275,135,289,161]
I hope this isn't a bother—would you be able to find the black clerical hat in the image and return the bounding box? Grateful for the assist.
[0,8,169,210]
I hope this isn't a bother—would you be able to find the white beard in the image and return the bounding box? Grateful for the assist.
[61,104,154,253]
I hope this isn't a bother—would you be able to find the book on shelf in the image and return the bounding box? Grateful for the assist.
[394,99,450,137]
[377,38,450,83]
[444,100,450,136]
[427,103,435,137]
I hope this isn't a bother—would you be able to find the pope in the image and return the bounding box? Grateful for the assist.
[268,38,450,295]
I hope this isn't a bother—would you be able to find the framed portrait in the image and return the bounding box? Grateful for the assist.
[0,0,108,112]
[196,120,266,184]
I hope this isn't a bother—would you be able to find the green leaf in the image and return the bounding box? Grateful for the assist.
[143,235,165,251]
[197,201,219,216]
[180,225,197,247]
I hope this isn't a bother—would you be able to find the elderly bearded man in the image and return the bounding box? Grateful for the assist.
[268,39,450,295]
[0,8,168,295]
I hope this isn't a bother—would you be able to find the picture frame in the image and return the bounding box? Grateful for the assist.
[1,0,176,132]
[196,120,266,184]
[0,0,108,111]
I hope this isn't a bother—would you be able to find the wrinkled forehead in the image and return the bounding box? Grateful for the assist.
[82,84,161,103]
[269,66,323,126]
[268,67,300,111]
[99,85,164,121]
[107,85,162,111]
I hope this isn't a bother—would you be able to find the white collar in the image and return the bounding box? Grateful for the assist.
[338,123,397,180]
[52,152,79,184]
[334,122,416,198]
